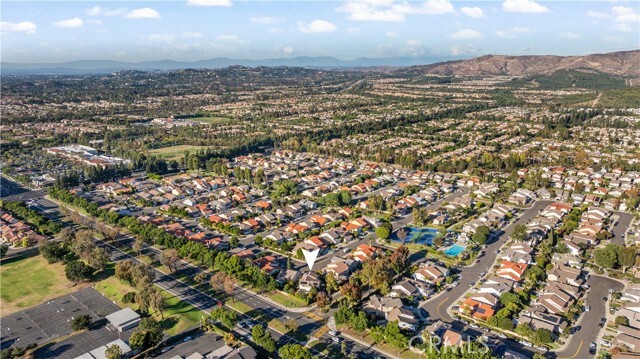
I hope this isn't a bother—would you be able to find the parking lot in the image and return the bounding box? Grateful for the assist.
[0,288,121,351]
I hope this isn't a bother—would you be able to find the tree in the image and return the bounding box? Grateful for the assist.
[397,227,408,244]
[389,245,410,275]
[0,244,7,258]
[39,241,69,263]
[472,225,490,245]
[375,226,391,240]
[59,227,76,245]
[194,272,208,284]
[229,236,239,248]
[70,315,92,331]
[72,229,95,260]
[284,318,299,333]
[150,290,166,319]
[132,236,144,256]
[129,317,163,351]
[115,260,134,284]
[316,291,330,311]
[210,271,227,293]
[619,246,637,273]
[340,282,362,305]
[65,260,93,282]
[535,328,552,344]
[105,344,123,359]
[325,272,339,293]
[252,324,276,353]
[88,247,109,273]
[616,316,630,326]
[160,249,180,272]
[351,311,369,335]
[136,286,155,314]
[511,224,527,242]
[279,344,312,359]
[594,244,620,269]
[132,263,155,289]
[223,274,236,301]
[210,307,238,329]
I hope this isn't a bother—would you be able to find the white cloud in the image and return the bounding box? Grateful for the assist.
[187,0,232,6]
[274,46,295,55]
[298,19,337,33]
[145,33,174,43]
[125,8,160,19]
[336,0,454,22]
[450,28,482,39]
[346,27,360,34]
[461,6,484,18]
[251,17,279,24]
[406,39,421,46]
[1,21,37,34]
[183,32,203,38]
[561,32,581,39]
[502,0,549,14]
[268,28,283,33]
[53,17,84,28]
[217,34,238,41]
[586,10,611,20]
[386,31,396,37]
[450,44,480,56]
[87,19,103,26]
[586,6,639,32]
[85,6,127,17]
[496,27,534,38]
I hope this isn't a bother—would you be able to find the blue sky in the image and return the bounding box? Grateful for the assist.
[1,0,639,63]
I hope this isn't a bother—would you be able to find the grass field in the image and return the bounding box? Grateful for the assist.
[187,116,233,124]
[95,276,202,335]
[0,255,90,315]
[266,291,309,308]
[149,145,213,161]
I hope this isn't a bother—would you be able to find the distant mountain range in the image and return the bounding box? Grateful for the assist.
[397,50,640,82]
[0,56,461,75]
[3,50,638,80]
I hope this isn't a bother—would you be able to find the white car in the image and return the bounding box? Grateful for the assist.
[343,248,351,253]
[600,340,612,348]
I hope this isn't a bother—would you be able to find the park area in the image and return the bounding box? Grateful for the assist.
[0,255,91,315]
[94,276,201,335]
[148,145,213,161]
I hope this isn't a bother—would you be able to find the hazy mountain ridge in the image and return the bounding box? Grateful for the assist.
[0,56,459,75]
[398,50,640,82]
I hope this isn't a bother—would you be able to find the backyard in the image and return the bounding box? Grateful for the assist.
[148,145,214,161]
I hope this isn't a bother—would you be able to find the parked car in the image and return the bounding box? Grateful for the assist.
[600,340,612,348]
[478,272,486,278]
[469,281,476,287]
[589,342,597,355]
[343,248,351,253]
[329,330,339,336]
[332,337,342,343]
[585,306,590,312]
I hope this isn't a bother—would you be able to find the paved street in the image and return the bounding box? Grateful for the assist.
[610,211,634,246]
[553,275,624,359]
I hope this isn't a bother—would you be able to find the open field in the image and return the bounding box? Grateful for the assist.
[187,116,233,124]
[0,255,90,315]
[149,145,213,160]
[94,276,201,335]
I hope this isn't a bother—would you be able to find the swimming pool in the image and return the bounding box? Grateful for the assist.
[443,244,466,257]
[393,226,439,245]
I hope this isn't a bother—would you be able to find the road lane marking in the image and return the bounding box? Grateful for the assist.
[559,340,583,359]
[436,297,449,318]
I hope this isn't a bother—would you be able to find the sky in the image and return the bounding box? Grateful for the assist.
[1,0,639,63]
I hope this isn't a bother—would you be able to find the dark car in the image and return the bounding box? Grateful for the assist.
[589,342,597,354]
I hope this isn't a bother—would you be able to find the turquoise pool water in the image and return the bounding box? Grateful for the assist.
[444,244,466,257]
[393,226,439,245]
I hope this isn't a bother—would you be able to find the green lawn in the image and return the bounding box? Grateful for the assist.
[95,276,202,335]
[149,145,213,161]
[265,291,309,308]
[188,116,233,124]
[0,255,90,315]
